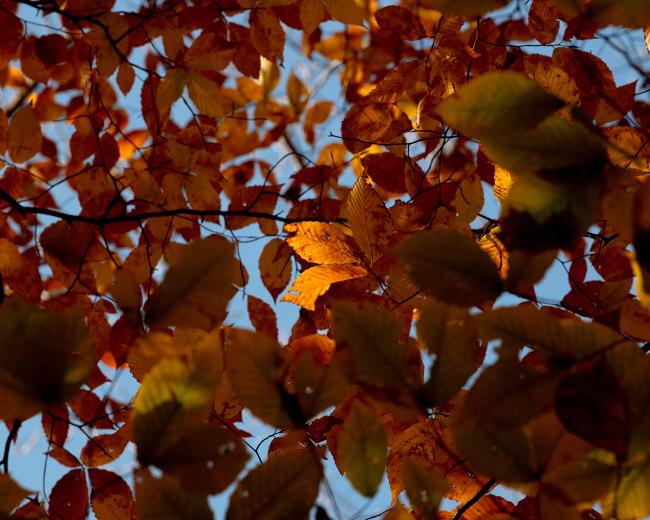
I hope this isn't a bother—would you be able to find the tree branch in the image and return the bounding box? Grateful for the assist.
[1,419,22,474]
[0,187,346,226]
[451,478,496,520]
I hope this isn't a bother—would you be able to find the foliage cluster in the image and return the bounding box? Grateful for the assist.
[0,0,650,518]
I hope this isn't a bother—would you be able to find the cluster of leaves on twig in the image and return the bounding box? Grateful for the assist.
[1,0,650,518]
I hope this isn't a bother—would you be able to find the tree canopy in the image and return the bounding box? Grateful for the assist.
[1,0,650,518]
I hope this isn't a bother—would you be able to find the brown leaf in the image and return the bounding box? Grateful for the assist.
[8,104,42,163]
[48,469,88,520]
[89,469,135,520]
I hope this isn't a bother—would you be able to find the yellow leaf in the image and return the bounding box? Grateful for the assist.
[135,472,212,520]
[8,104,42,163]
[225,329,295,429]
[285,221,359,265]
[323,0,365,26]
[144,236,240,330]
[395,228,503,307]
[0,298,93,421]
[336,401,387,497]
[343,177,393,264]
[186,71,225,118]
[226,450,322,520]
[331,301,406,386]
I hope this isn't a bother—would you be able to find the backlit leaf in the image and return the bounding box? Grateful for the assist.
[135,472,212,520]
[281,264,368,311]
[395,228,503,307]
[0,474,29,516]
[323,0,365,26]
[341,102,412,153]
[225,329,296,429]
[343,176,393,264]
[285,221,359,265]
[402,456,447,518]
[226,450,322,520]
[144,236,240,330]
[8,104,42,163]
[48,469,88,520]
[420,0,508,16]
[331,301,406,386]
[89,469,135,520]
[337,401,387,497]
[0,298,93,421]
[438,72,564,138]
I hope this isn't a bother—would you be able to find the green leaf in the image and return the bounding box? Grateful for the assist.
[401,456,447,519]
[452,419,538,483]
[482,115,606,178]
[225,329,296,429]
[417,300,479,405]
[0,298,93,420]
[134,337,222,462]
[144,236,241,330]
[331,301,406,386]
[543,454,616,504]
[476,305,623,359]
[135,472,212,520]
[462,357,560,429]
[226,450,322,520]
[395,228,503,307]
[337,401,387,497]
[438,71,564,138]
[292,351,351,419]
[152,423,250,495]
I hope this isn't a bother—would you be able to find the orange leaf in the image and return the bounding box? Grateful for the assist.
[285,221,359,265]
[8,104,42,163]
[89,469,135,520]
[250,8,285,63]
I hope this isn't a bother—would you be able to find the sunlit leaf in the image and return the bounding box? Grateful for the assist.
[285,221,359,265]
[281,264,368,311]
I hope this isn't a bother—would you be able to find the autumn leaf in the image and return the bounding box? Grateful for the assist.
[420,0,508,16]
[8,104,42,163]
[0,474,29,516]
[438,71,564,138]
[395,228,503,307]
[281,264,368,311]
[135,472,212,520]
[0,298,93,421]
[226,450,322,520]
[144,236,241,330]
[225,329,297,429]
[331,301,407,386]
[89,469,135,520]
[285,221,359,265]
[48,469,88,520]
[343,176,393,264]
[336,401,387,497]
